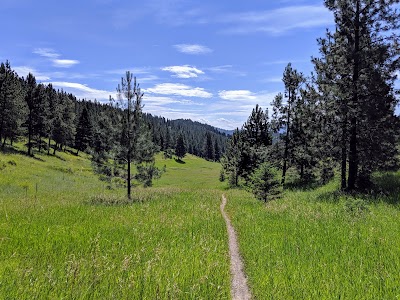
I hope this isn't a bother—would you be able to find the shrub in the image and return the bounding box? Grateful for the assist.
[250,162,281,202]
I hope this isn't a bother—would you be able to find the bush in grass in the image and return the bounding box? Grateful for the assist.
[219,169,225,182]
[135,162,163,187]
[250,162,281,202]
[343,197,370,217]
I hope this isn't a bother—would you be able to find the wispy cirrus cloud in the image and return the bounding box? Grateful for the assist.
[174,44,212,55]
[33,48,60,59]
[221,5,333,35]
[161,65,204,79]
[46,81,113,100]
[146,83,212,98]
[33,48,80,68]
[13,66,51,81]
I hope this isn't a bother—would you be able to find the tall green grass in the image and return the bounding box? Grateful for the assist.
[226,179,400,299]
[0,146,230,299]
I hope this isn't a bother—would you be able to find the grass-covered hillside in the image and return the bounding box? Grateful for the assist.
[0,144,230,299]
[1,142,400,299]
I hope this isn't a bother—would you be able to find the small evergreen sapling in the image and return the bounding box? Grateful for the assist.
[250,162,281,203]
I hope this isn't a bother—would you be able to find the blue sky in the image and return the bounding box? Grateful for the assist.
[1,0,397,129]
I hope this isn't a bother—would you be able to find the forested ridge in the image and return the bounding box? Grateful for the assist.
[0,62,228,161]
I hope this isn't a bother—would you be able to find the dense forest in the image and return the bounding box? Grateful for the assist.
[221,0,400,200]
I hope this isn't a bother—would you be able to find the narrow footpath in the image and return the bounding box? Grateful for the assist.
[220,195,252,300]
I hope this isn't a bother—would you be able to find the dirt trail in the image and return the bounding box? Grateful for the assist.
[220,194,252,300]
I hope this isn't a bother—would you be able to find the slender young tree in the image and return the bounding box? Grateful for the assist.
[115,72,144,200]
[272,64,305,185]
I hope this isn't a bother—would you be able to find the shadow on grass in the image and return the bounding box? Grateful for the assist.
[174,158,186,164]
[1,145,46,162]
[316,172,400,205]
[284,178,322,191]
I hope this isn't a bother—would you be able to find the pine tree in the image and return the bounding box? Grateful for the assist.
[75,105,93,155]
[110,72,160,197]
[175,133,186,161]
[203,132,214,161]
[214,139,221,162]
[316,0,400,190]
[250,162,281,203]
[0,61,25,147]
[272,64,305,185]
[243,104,271,148]
[23,73,37,156]
[33,84,49,152]
[221,129,250,187]
[45,84,59,155]
[52,91,76,154]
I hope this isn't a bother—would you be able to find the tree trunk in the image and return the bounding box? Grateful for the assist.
[281,89,291,185]
[348,117,358,189]
[28,110,33,156]
[341,115,347,190]
[300,164,304,179]
[38,135,42,152]
[47,135,51,155]
[348,0,360,190]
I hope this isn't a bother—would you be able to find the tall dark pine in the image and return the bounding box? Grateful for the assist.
[317,0,400,189]
[243,104,271,148]
[272,64,305,185]
[45,84,59,155]
[214,139,221,162]
[24,73,37,156]
[204,132,214,161]
[175,133,186,160]
[75,106,93,155]
[33,84,49,152]
[0,61,25,147]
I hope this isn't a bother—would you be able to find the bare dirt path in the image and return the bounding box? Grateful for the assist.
[220,194,252,300]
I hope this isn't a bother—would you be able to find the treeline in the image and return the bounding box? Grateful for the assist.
[222,0,400,198]
[0,61,228,161]
[145,116,227,161]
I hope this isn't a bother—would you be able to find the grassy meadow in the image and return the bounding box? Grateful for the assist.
[1,142,400,299]
[0,145,230,299]
[226,177,400,299]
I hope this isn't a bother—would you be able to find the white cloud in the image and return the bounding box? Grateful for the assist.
[146,83,212,98]
[161,65,204,79]
[264,76,282,83]
[207,65,233,73]
[144,95,201,106]
[52,59,80,68]
[221,5,333,35]
[33,48,80,68]
[47,81,114,101]
[13,66,51,81]
[219,90,257,101]
[33,48,60,59]
[174,44,212,55]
